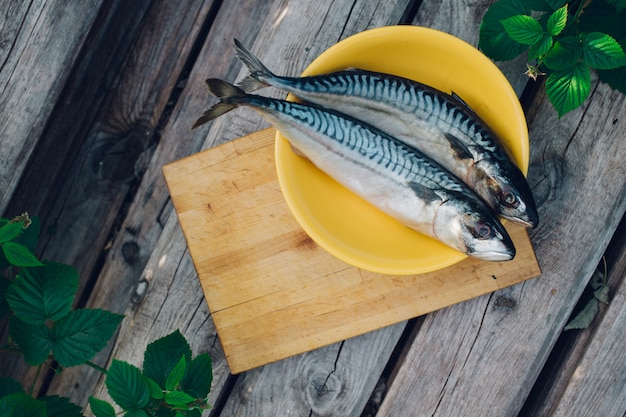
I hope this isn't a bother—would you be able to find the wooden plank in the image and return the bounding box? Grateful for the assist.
[164,127,539,373]
[71,0,278,411]
[376,72,626,417]
[549,260,626,417]
[0,0,104,214]
[9,0,219,404]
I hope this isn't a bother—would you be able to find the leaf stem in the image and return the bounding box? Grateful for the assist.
[29,365,42,396]
[84,360,108,374]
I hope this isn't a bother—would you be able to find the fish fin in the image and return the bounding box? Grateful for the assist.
[444,133,474,160]
[237,75,269,93]
[408,181,443,203]
[192,79,246,129]
[234,38,274,90]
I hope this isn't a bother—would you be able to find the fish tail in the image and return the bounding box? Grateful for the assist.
[234,38,273,92]
[192,79,246,129]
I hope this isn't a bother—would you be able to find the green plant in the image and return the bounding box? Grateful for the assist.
[89,330,213,417]
[0,213,212,416]
[479,0,626,116]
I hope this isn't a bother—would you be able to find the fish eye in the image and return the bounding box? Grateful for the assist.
[472,223,493,240]
[501,189,519,208]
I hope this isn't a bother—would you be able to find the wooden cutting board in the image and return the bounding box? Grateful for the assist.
[163,128,541,374]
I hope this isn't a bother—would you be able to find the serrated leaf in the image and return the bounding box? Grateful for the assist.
[146,377,165,400]
[547,4,568,36]
[40,395,84,417]
[0,392,46,417]
[501,15,545,45]
[529,35,554,59]
[594,285,610,304]
[565,298,599,330]
[51,308,124,367]
[181,353,213,398]
[0,377,24,398]
[2,242,43,267]
[144,330,191,389]
[0,222,24,244]
[89,397,116,417]
[165,390,196,407]
[546,62,591,116]
[582,32,626,69]
[6,262,78,325]
[105,360,150,411]
[166,356,187,391]
[544,36,582,70]
[479,0,531,60]
[9,316,52,365]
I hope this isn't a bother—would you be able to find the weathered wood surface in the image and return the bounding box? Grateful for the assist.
[1,0,626,417]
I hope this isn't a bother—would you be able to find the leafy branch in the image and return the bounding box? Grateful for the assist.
[0,213,213,416]
[479,0,626,116]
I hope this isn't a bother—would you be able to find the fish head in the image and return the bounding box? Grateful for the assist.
[472,160,539,228]
[434,197,516,261]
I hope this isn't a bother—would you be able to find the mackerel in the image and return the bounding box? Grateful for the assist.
[193,79,515,261]
[234,39,538,228]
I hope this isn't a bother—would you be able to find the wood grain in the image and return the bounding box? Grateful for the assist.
[164,127,540,373]
[1,0,217,404]
[0,0,104,214]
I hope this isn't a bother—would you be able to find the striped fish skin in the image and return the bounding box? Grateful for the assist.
[234,39,538,229]
[193,79,515,262]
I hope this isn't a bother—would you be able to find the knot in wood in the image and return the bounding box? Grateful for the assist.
[306,370,342,409]
[122,241,140,264]
[492,295,517,312]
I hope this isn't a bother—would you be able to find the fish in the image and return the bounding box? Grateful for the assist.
[233,39,538,228]
[193,79,516,261]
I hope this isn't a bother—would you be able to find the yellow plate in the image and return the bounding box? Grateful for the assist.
[275,26,529,275]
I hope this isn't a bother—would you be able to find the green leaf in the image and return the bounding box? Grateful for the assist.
[564,298,599,330]
[124,410,148,417]
[105,360,150,411]
[582,32,626,69]
[545,0,568,9]
[545,62,591,117]
[6,262,78,325]
[2,242,43,267]
[40,395,84,417]
[547,4,568,36]
[89,397,117,417]
[165,390,196,407]
[479,0,531,60]
[166,356,187,391]
[529,35,554,60]
[0,222,24,244]
[0,392,46,417]
[146,377,165,400]
[181,353,213,398]
[143,330,192,389]
[579,0,626,37]
[501,15,544,45]
[0,377,24,398]
[594,285,610,304]
[544,36,582,70]
[9,316,52,365]
[51,308,124,367]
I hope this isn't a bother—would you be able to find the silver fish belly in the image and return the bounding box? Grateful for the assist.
[234,39,538,228]
[193,79,515,261]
